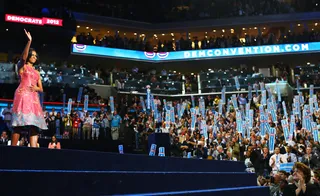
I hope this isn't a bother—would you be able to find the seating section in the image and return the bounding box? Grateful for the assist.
[0,146,269,195]
[114,68,279,94]
[294,65,320,87]
[200,69,277,93]
[114,71,188,94]
[0,63,104,88]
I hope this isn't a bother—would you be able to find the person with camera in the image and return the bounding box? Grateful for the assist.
[283,146,297,163]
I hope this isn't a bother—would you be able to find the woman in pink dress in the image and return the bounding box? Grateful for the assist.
[11,29,48,147]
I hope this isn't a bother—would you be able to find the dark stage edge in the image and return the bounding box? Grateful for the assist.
[0,146,269,196]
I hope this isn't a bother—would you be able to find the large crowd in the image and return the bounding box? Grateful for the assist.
[120,87,320,195]
[75,29,320,52]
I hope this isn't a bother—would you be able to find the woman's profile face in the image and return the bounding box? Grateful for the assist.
[28,51,38,64]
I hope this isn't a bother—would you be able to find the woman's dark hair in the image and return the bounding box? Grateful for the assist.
[294,162,311,183]
[51,135,57,144]
[27,48,39,65]
[15,48,39,79]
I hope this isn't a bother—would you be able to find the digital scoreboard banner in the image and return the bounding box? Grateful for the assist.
[5,14,63,26]
[72,42,320,62]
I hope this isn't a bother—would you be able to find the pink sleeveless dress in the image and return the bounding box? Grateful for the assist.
[11,64,48,130]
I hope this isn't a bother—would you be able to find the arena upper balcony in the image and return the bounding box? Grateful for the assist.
[71,12,320,64]
[71,3,320,63]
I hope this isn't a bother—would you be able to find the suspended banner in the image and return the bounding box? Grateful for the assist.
[72,42,320,62]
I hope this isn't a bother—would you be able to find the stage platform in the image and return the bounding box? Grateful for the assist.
[0,146,269,196]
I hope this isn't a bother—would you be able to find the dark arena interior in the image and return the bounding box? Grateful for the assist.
[0,0,320,195]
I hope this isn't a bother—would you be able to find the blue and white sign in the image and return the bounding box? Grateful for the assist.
[72,42,320,62]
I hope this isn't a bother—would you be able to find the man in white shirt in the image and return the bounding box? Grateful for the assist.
[269,147,287,174]
[82,112,92,140]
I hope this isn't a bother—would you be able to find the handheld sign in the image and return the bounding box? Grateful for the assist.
[158,147,165,157]
[118,145,124,154]
[149,144,157,156]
